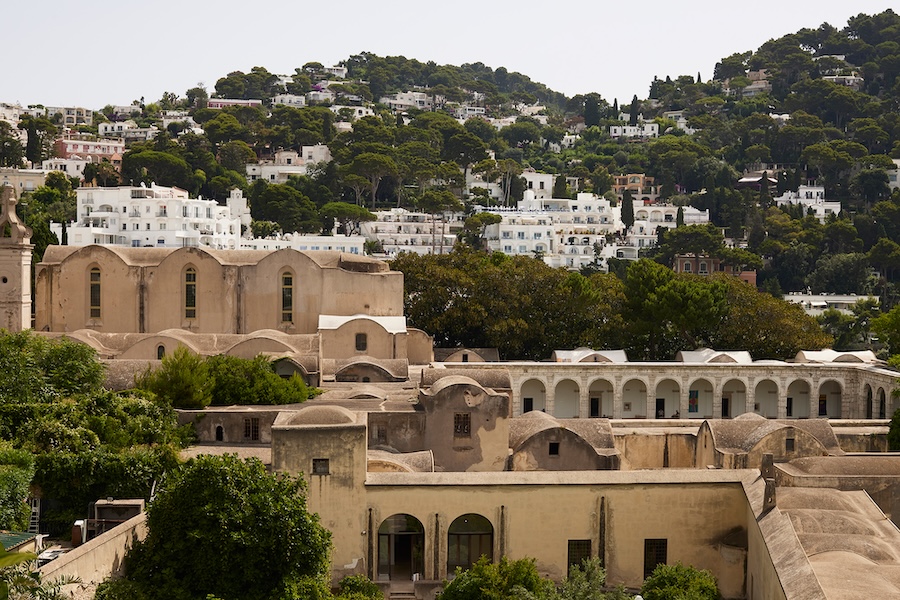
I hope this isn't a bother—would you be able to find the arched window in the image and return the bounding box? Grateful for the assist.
[89,267,101,318]
[184,267,197,319]
[157,345,165,360]
[281,272,293,323]
[355,333,367,352]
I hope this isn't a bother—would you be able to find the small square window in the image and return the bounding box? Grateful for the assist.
[312,458,330,475]
[454,413,471,437]
[549,442,560,456]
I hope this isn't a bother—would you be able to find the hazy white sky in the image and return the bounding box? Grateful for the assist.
[3,1,897,110]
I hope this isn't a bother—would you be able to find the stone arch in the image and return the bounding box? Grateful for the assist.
[378,514,425,581]
[721,379,746,418]
[622,378,647,418]
[878,387,887,419]
[688,377,714,418]
[817,380,843,418]
[554,378,580,418]
[447,513,493,576]
[655,378,680,418]
[787,380,811,419]
[520,378,547,414]
[588,378,614,418]
[754,379,779,418]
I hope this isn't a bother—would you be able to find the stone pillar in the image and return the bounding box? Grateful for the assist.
[579,379,590,418]
[712,379,723,420]
[611,378,623,419]
[0,186,33,333]
[777,379,788,419]
[544,379,555,415]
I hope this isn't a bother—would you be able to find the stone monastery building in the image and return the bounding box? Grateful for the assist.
[2,186,900,599]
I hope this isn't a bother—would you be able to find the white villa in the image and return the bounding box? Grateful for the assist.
[54,185,250,250]
[774,185,841,223]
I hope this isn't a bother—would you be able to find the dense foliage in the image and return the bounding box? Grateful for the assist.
[439,557,631,600]
[135,347,315,409]
[98,455,331,600]
[0,332,189,535]
[393,249,831,360]
[640,563,719,600]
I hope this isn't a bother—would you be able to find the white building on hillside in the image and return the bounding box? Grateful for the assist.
[54,185,249,249]
[240,233,365,254]
[774,185,841,223]
[360,208,465,256]
[522,171,555,200]
[246,145,332,184]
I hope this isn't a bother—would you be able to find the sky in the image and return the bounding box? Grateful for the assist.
[3,1,898,110]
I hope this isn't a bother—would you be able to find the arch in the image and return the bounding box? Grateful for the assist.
[156,344,165,360]
[688,378,714,418]
[554,379,580,418]
[787,380,811,419]
[588,378,614,418]
[334,361,394,383]
[878,388,887,419]
[754,379,779,418]
[447,513,493,576]
[214,425,223,442]
[721,379,746,418]
[622,378,647,418]
[817,380,842,418]
[378,514,425,581]
[865,384,873,420]
[655,378,680,419]
[520,378,546,414]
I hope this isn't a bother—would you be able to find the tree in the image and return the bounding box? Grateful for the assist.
[218,140,257,172]
[621,190,634,229]
[419,189,463,253]
[641,563,719,600]
[889,408,900,451]
[106,455,331,600]
[628,95,640,126]
[553,175,569,199]
[553,557,629,600]
[348,153,398,209]
[0,122,24,167]
[205,355,314,406]
[439,556,553,600]
[320,202,376,236]
[135,347,212,409]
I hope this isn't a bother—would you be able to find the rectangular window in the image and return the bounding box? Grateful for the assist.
[523,398,534,413]
[590,397,600,418]
[644,539,667,578]
[454,413,471,437]
[355,333,367,352]
[243,417,260,441]
[786,397,793,417]
[567,540,591,573]
[185,269,197,319]
[89,268,101,318]
[281,273,293,323]
[376,426,387,445]
[312,458,330,475]
[549,442,560,456]
[785,436,795,452]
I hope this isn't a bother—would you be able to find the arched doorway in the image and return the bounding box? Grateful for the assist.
[215,425,223,442]
[754,380,778,418]
[721,379,746,418]
[555,379,580,418]
[688,378,713,418]
[879,388,887,419]
[589,378,614,418]
[378,514,425,581]
[622,379,647,418]
[817,380,842,418]
[520,379,546,414]
[655,379,680,418]
[447,513,493,576]
[787,380,811,419]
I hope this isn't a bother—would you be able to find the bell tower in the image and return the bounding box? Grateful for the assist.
[0,185,33,332]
